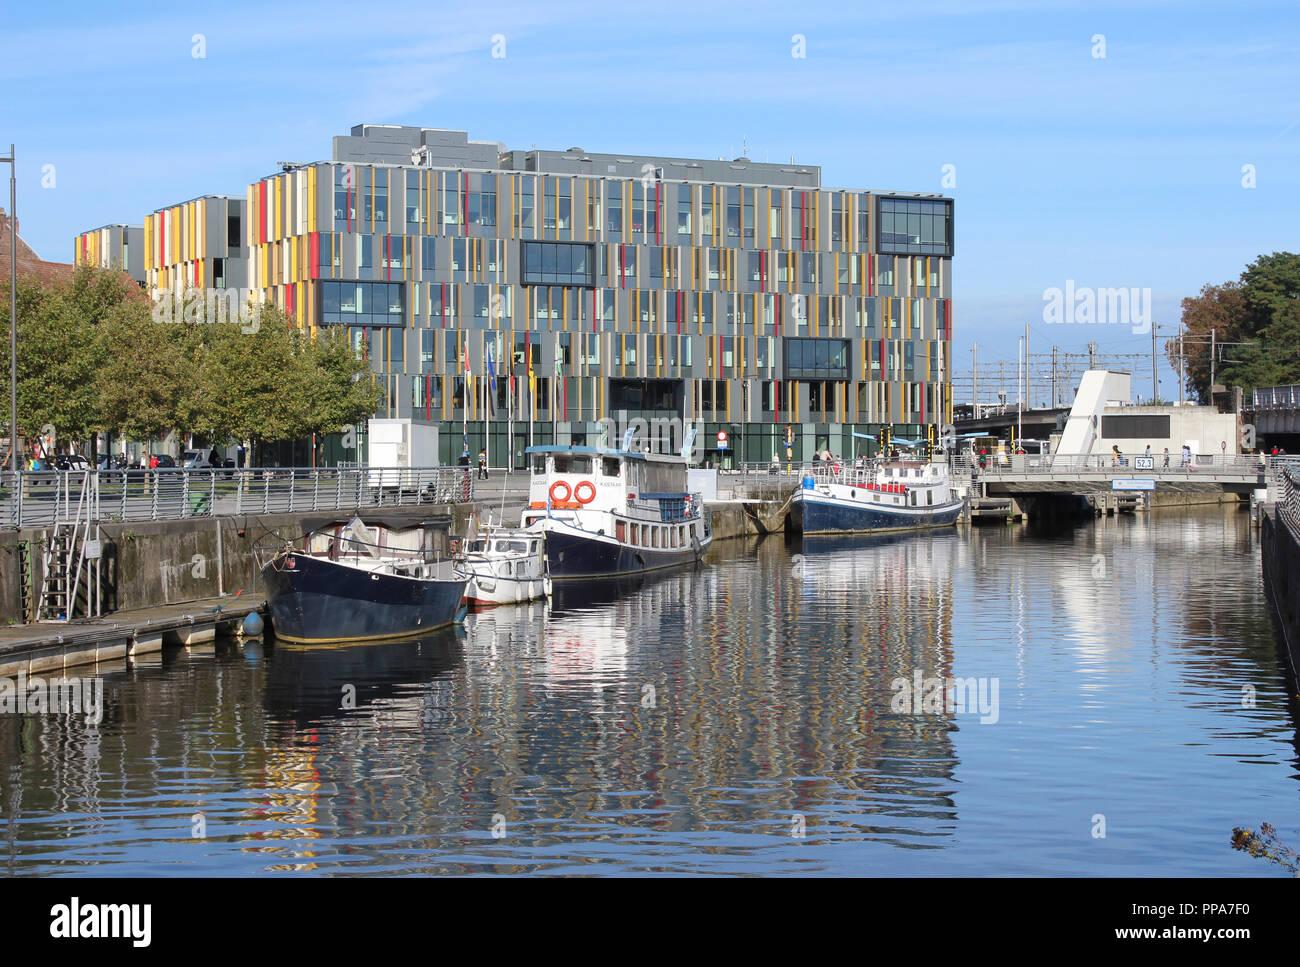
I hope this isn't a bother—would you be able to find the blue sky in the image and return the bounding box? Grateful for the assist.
[3,0,1296,398]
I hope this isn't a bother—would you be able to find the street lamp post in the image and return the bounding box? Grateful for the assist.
[1,144,14,471]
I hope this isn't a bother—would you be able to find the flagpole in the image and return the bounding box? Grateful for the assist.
[507,339,513,471]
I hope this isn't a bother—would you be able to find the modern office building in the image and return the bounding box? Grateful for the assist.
[74,223,146,284]
[77,124,954,468]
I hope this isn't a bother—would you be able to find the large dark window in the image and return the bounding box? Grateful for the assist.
[784,338,850,380]
[1101,414,1170,439]
[318,281,405,328]
[608,378,684,413]
[877,197,953,256]
[522,241,595,287]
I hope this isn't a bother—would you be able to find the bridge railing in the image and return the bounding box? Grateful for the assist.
[1253,385,1300,409]
[961,452,1268,475]
[0,466,474,529]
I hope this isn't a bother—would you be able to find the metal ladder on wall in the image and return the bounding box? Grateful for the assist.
[36,470,102,622]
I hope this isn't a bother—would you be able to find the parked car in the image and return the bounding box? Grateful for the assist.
[181,450,213,469]
[54,454,91,471]
[153,454,177,469]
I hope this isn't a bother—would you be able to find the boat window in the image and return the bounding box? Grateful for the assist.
[616,521,627,542]
[601,457,621,477]
[469,540,487,553]
[495,540,528,553]
[553,455,592,474]
[532,456,547,474]
[927,490,933,505]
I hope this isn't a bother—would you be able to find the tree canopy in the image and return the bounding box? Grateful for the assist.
[0,266,379,457]
[1176,252,1300,401]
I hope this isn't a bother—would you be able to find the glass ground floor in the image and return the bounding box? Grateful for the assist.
[240,418,941,469]
[348,419,938,470]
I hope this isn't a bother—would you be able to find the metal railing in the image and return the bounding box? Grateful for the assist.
[1253,385,1300,409]
[1,466,475,529]
[956,452,1268,476]
[1274,457,1300,540]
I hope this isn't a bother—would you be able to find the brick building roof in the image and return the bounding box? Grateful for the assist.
[0,207,76,284]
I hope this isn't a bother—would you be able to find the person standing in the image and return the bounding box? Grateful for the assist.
[477,449,488,480]
[1163,447,1170,468]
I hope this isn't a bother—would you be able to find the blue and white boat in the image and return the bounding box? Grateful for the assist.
[260,515,468,644]
[520,445,712,581]
[791,459,963,535]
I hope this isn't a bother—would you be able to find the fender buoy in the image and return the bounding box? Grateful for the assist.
[549,480,571,503]
[574,480,597,504]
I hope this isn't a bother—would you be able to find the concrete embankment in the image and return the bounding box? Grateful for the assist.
[1,495,783,629]
[1,502,477,627]
[1261,507,1300,679]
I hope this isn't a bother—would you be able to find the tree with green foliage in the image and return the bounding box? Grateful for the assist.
[1176,252,1300,400]
[1,268,379,464]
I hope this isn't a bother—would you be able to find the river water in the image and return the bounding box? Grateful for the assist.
[2,507,1295,876]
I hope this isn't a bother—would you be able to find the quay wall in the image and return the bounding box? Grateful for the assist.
[1261,509,1300,679]
[1,503,474,627]
[0,498,771,625]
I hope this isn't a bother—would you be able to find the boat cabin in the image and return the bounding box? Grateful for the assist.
[522,445,689,527]
[298,514,455,563]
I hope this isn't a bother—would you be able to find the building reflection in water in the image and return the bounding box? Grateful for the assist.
[5,508,1287,874]
[210,534,966,871]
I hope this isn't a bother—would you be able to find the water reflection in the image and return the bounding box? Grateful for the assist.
[0,506,1295,875]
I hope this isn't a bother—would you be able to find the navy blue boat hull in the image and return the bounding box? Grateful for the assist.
[261,552,466,644]
[544,527,705,580]
[793,495,963,535]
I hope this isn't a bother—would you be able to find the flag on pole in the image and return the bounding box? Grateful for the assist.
[527,332,535,413]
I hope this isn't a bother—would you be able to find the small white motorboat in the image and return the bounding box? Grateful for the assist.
[463,527,548,608]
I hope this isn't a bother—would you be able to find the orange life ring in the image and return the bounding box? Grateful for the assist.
[549,480,571,503]
[574,481,597,504]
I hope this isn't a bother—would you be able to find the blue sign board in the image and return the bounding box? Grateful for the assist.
[1112,478,1155,491]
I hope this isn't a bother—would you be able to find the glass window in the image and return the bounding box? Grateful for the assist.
[553,455,592,474]
[782,338,851,380]
[877,196,952,256]
[521,242,595,287]
[318,280,405,328]
[601,457,621,477]
[607,186,622,233]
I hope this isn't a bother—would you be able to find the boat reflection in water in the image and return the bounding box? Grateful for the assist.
[265,628,466,730]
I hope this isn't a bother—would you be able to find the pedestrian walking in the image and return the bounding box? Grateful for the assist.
[477,449,488,480]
